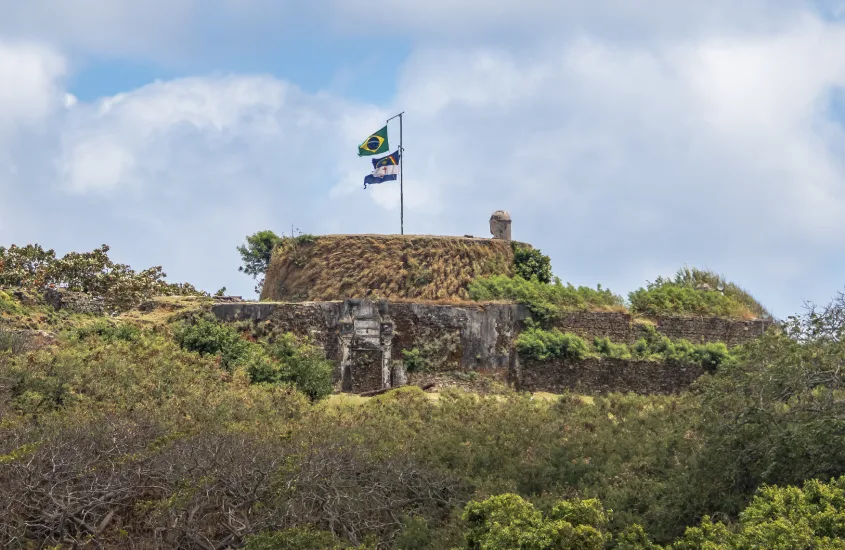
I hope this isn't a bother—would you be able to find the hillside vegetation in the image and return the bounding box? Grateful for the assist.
[261,235,517,302]
[629,267,769,320]
[1,285,845,547]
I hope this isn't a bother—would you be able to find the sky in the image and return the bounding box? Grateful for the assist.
[2,1,845,317]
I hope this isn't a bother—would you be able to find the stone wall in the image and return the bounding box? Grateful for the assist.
[212,300,773,394]
[552,312,770,347]
[42,288,104,315]
[517,358,705,395]
[212,300,526,392]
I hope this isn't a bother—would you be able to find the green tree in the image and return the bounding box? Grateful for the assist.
[237,230,283,294]
[512,244,552,284]
[462,494,609,550]
[659,292,845,535]
[671,477,845,549]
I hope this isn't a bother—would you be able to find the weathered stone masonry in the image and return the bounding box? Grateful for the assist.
[212,300,773,395]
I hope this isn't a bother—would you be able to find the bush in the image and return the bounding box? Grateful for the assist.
[516,327,591,361]
[462,494,609,550]
[469,275,624,324]
[402,348,428,373]
[264,334,334,401]
[631,326,734,372]
[593,336,631,359]
[173,318,333,400]
[70,320,141,343]
[0,327,31,355]
[629,267,768,319]
[512,244,552,284]
[517,326,735,371]
[243,527,349,550]
[173,316,252,371]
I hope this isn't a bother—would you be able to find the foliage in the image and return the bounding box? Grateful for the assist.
[402,348,428,373]
[515,327,591,361]
[671,477,845,549]
[629,267,768,320]
[0,244,55,288]
[7,287,845,549]
[631,325,734,371]
[469,275,624,323]
[173,316,333,399]
[593,336,632,359]
[0,326,31,355]
[517,325,734,371]
[512,244,552,284]
[174,315,253,371]
[462,493,609,550]
[0,290,23,315]
[70,319,141,343]
[0,243,206,312]
[661,292,845,532]
[243,527,351,549]
[263,333,334,400]
[237,230,285,294]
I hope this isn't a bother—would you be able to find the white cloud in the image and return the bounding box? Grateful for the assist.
[0,41,65,135]
[3,3,845,315]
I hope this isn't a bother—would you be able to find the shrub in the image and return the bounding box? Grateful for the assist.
[517,325,735,371]
[462,494,609,550]
[593,336,631,359]
[630,326,734,372]
[0,327,31,355]
[402,348,428,373]
[469,275,624,324]
[173,318,333,400]
[71,320,141,343]
[173,316,252,371]
[516,327,590,361]
[243,527,349,550]
[264,334,334,401]
[629,267,768,319]
[512,244,552,284]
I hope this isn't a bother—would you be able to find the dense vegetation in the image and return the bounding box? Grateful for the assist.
[1,283,845,547]
[0,243,204,312]
[516,325,733,371]
[471,260,767,322]
[628,267,769,320]
[468,275,625,321]
[511,243,552,284]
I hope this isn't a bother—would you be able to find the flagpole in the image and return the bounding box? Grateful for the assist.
[387,111,405,235]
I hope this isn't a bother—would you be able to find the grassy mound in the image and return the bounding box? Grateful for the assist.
[261,235,519,302]
[629,267,769,320]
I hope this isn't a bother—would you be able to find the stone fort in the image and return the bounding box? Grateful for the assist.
[213,211,772,395]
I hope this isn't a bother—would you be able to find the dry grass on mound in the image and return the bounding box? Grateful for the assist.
[261,235,518,302]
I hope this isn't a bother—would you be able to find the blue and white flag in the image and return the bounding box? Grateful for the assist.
[364,150,400,189]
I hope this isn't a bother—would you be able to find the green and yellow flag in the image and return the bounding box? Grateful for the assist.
[358,125,389,156]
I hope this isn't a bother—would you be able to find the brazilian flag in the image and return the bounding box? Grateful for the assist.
[358,125,389,156]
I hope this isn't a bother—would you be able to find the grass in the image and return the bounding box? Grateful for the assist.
[261,235,519,302]
[629,267,769,320]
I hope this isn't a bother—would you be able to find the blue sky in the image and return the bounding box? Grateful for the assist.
[2,0,845,317]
